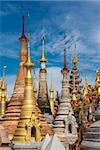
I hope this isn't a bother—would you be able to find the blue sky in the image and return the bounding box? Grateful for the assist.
[0,1,100,96]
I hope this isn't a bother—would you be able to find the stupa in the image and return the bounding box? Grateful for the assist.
[37,33,51,115]
[53,47,78,149]
[1,16,27,140]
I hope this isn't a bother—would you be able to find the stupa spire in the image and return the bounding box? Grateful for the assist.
[49,73,54,116]
[19,16,27,42]
[72,43,77,66]
[61,34,68,74]
[24,34,35,68]
[39,32,48,62]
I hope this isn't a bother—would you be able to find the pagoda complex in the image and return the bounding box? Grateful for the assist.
[1,16,27,140]
[53,47,78,149]
[0,11,99,150]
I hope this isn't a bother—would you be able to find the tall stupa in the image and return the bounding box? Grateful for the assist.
[53,45,78,149]
[1,16,27,140]
[37,33,52,122]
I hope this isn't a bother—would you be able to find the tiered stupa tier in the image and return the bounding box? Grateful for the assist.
[12,35,53,148]
[69,45,83,101]
[1,16,27,140]
[53,47,78,149]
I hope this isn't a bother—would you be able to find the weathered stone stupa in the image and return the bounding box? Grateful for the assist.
[37,33,51,115]
[53,48,78,149]
[1,16,27,140]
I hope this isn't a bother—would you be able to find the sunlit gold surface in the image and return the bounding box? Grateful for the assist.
[13,35,42,142]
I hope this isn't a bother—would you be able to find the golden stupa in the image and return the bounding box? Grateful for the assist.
[13,34,53,142]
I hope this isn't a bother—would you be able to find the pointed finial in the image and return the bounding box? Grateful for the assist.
[39,32,48,62]
[61,34,68,74]
[24,34,35,68]
[19,16,27,41]
[72,43,77,65]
